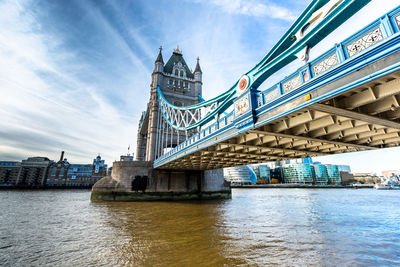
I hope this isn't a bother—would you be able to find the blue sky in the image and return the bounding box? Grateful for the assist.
[0,0,399,174]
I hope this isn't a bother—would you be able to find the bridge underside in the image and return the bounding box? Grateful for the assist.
[161,68,400,170]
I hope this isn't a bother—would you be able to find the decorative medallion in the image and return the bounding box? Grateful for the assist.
[302,71,309,82]
[237,75,249,95]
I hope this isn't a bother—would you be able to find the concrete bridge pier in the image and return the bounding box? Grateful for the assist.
[91,161,231,201]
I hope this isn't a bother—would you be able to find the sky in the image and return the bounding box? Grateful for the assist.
[0,0,399,174]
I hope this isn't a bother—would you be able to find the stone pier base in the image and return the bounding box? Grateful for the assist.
[91,161,231,201]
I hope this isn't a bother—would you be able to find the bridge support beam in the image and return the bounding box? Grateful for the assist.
[91,161,231,201]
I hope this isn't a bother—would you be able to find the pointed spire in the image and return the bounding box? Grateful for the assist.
[194,57,202,73]
[155,46,164,64]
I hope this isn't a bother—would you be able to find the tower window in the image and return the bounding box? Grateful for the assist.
[175,69,178,76]
[168,79,172,85]
[174,101,182,107]
[180,70,184,77]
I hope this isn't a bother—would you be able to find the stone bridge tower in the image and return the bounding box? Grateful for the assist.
[136,47,202,162]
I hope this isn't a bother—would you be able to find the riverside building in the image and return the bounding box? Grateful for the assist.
[0,161,21,187]
[46,152,107,188]
[0,152,107,188]
[224,161,345,185]
[0,157,53,188]
[280,163,341,184]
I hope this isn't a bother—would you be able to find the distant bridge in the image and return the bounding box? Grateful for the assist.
[153,2,400,170]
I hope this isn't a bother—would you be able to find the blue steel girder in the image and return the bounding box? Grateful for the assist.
[241,0,371,90]
[157,0,371,131]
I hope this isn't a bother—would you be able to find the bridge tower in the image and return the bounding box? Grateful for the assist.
[136,46,202,162]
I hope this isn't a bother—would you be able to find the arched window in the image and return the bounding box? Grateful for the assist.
[59,168,65,178]
[51,167,57,177]
[175,69,178,76]
[180,70,184,77]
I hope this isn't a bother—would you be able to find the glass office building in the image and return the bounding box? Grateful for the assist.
[326,165,341,184]
[313,164,328,184]
[282,163,314,184]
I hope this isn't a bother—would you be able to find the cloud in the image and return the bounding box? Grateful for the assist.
[190,0,296,21]
[0,0,140,165]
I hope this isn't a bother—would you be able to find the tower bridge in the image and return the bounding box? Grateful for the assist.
[154,3,400,170]
[92,1,400,201]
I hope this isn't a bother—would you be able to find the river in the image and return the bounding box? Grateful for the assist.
[0,189,399,266]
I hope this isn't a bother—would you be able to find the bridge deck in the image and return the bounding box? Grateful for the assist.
[154,7,400,170]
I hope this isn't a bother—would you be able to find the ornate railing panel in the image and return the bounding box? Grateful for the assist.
[282,75,302,94]
[396,15,400,29]
[262,87,280,105]
[312,51,339,76]
[346,27,384,57]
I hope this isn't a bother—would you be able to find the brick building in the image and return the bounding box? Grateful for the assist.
[46,152,107,188]
[0,152,107,188]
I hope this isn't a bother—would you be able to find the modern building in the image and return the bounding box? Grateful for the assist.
[0,161,21,187]
[281,163,314,184]
[17,157,54,187]
[252,164,270,184]
[325,165,341,184]
[223,160,344,185]
[313,164,328,184]
[136,46,203,161]
[337,165,351,173]
[224,166,257,185]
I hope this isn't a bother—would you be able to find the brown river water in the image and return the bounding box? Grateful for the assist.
[0,189,399,266]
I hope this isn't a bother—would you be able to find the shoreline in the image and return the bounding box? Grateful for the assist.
[0,184,375,190]
[0,186,93,190]
[231,184,374,189]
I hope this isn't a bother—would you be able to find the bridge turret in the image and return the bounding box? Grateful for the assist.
[194,57,202,98]
[154,46,164,74]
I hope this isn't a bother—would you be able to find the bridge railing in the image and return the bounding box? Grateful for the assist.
[155,5,400,166]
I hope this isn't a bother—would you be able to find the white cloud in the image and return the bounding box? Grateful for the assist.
[0,0,139,165]
[191,0,296,21]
